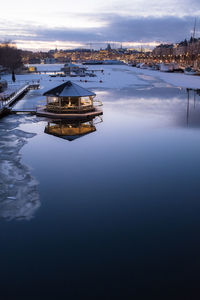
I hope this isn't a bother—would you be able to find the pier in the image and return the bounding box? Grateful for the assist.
[10,109,36,115]
[35,70,62,74]
[0,83,40,118]
[33,69,104,74]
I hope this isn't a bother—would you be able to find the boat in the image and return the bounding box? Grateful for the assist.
[139,63,149,69]
[131,61,137,67]
[149,64,160,71]
[136,63,142,68]
[184,67,200,75]
[101,60,125,65]
[170,63,184,73]
[82,60,103,65]
[160,63,174,72]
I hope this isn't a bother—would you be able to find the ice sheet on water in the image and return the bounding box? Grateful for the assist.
[132,67,200,89]
[11,129,36,139]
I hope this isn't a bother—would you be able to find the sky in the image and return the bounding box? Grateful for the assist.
[0,0,200,51]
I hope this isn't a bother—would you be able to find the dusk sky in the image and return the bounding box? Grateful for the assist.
[1,0,200,51]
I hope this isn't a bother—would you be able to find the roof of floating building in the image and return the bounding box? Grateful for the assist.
[43,81,96,97]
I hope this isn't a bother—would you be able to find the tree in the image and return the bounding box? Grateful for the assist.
[0,43,23,71]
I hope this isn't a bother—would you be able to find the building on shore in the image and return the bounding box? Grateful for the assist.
[152,44,174,57]
[150,38,200,67]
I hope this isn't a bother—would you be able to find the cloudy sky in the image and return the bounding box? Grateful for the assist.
[0,0,200,51]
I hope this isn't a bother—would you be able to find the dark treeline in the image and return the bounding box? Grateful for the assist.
[0,44,22,70]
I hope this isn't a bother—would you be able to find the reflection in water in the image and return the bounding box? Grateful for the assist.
[3,84,200,298]
[0,116,40,221]
[186,88,200,127]
[44,116,103,141]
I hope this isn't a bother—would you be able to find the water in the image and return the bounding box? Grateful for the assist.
[1,69,200,299]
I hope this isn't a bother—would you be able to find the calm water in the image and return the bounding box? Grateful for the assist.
[1,78,200,299]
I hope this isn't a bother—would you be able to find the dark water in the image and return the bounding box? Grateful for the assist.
[1,85,200,299]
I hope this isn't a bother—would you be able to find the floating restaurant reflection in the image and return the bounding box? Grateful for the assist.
[44,116,103,141]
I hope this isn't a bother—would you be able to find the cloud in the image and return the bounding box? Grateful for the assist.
[102,15,196,42]
[104,0,200,17]
[0,14,199,50]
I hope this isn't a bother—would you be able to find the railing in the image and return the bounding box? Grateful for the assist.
[6,84,29,107]
[0,82,40,112]
[45,104,94,112]
[0,84,28,109]
[46,99,103,110]
[93,99,103,107]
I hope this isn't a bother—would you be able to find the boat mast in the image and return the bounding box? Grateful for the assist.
[192,18,197,40]
[192,18,197,67]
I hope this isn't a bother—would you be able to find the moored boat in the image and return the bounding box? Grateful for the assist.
[139,63,149,69]
[184,67,200,75]
[160,63,174,72]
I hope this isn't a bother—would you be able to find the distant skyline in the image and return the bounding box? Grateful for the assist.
[0,0,200,51]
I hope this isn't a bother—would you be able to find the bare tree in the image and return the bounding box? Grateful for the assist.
[0,42,22,70]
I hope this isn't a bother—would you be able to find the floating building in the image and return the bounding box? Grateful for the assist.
[61,62,80,74]
[37,81,103,120]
